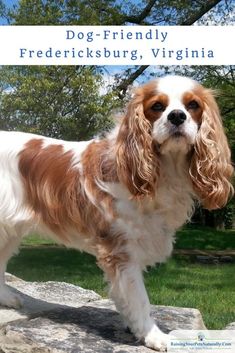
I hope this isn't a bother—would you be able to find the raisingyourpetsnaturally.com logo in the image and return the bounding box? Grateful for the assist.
[168,330,235,353]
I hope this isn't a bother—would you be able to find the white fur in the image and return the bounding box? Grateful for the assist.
[153,76,199,147]
[0,131,92,307]
[97,146,195,351]
[157,75,196,97]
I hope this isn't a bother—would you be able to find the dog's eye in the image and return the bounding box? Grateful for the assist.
[151,102,165,112]
[187,100,199,110]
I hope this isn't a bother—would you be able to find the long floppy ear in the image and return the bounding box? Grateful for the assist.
[115,90,160,199]
[189,89,234,210]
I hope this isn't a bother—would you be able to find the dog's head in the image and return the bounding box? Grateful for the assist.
[116,75,234,209]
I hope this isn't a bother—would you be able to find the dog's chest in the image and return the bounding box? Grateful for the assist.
[113,173,194,267]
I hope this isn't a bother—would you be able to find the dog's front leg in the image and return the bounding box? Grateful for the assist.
[101,259,168,351]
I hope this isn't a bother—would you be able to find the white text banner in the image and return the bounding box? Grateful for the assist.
[0,26,234,65]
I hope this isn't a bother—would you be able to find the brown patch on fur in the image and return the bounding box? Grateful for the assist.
[19,139,89,236]
[81,139,117,220]
[188,86,234,209]
[144,93,169,123]
[134,80,158,101]
[133,80,168,124]
[182,91,203,124]
[19,138,129,276]
[82,139,118,183]
[18,139,115,238]
[115,81,161,199]
[96,230,129,280]
[116,110,159,200]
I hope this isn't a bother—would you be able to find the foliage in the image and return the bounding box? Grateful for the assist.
[0,66,117,140]
[197,0,234,25]
[0,0,6,19]
[6,0,233,26]
[224,202,235,229]
[9,0,123,25]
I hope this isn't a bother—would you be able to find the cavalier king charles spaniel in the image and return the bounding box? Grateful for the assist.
[0,75,233,351]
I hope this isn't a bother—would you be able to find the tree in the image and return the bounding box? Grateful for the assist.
[0,1,6,19]
[107,0,233,95]
[8,0,222,26]
[0,66,117,140]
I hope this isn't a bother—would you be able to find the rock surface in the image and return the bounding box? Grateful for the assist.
[225,322,235,330]
[0,273,206,353]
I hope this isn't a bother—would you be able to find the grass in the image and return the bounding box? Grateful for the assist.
[145,257,235,329]
[8,248,106,296]
[7,226,235,330]
[175,226,235,250]
[21,226,235,250]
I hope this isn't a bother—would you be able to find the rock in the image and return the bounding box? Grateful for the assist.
[0,274,206,353]
[195,255,234,264]
[225,322,235,330]
[220,256,234,263]
[196,255,219,264]
[5,273,101,305]
[0,273,101,326]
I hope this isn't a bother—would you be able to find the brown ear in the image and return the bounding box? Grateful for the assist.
[115,92,160,199]
[189,90,234,210]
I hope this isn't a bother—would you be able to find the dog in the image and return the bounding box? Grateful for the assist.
[0,75,233,351]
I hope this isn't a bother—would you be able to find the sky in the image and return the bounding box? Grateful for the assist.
[0,0,17,24]
[1,0,234,25]
[3,0,16,5]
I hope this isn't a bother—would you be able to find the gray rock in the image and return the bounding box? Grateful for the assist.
[0,274,206,353]
[5,273,101,305]
[196,255,220,264]
[220,256,234,263]
[0,273,101,327]
[225,322,235,330]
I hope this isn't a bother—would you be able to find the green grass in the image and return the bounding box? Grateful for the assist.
[7,227,235,330]
[8,248,106,296]
[21,234,56,246]
[145,257,235,329]
[175,226,235,250]
[21,226,235,250]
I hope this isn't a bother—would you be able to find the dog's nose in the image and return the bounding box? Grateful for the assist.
[167,110,186,126]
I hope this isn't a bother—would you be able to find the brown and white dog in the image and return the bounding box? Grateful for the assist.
[0,76,233,351]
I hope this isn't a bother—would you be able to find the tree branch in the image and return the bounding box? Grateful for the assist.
[114,0,223,95]
[180,0,222,25]
[120,0,157,25]
[115,66,149,99]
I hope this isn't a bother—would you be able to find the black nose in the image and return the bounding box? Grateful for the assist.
[167,110,187,126]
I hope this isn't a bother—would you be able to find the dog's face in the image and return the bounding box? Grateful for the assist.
[142,76,204,154]
[116,75,233,209]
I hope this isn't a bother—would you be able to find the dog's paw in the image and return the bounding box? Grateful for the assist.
[144,325,169,351]
[0,286,23,309]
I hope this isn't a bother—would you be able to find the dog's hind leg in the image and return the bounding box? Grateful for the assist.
[0,235,22,308]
